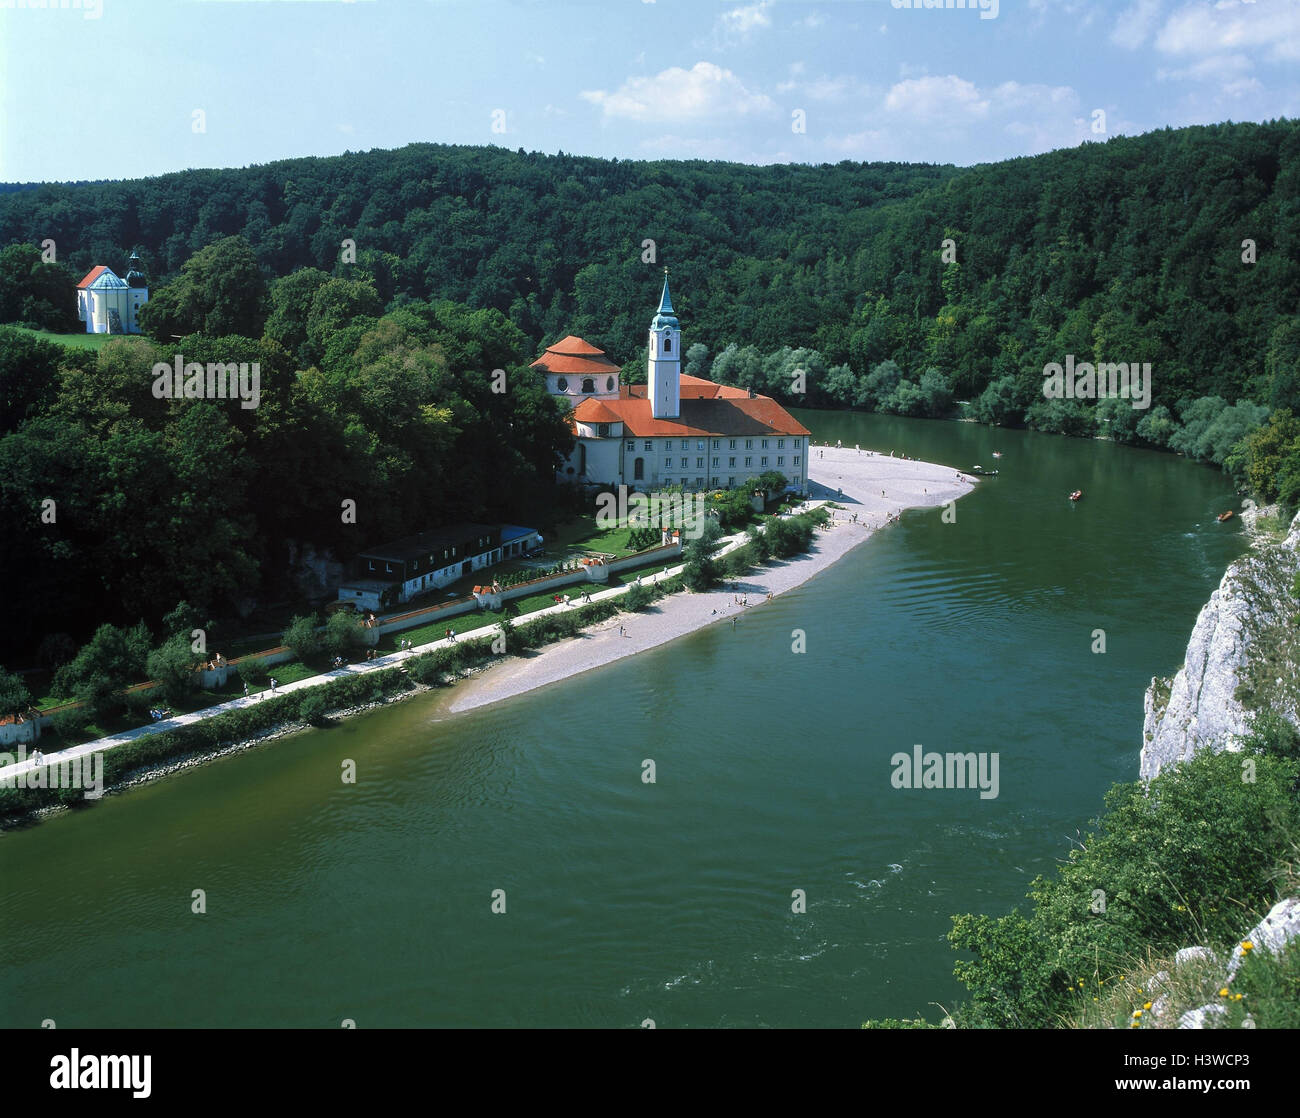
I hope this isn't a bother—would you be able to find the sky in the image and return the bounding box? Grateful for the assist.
[1,0,1298,183]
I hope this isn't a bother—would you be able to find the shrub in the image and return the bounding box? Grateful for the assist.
[283,614,324,664]
[681,556,718,591]
[297,690,329,726]
[50,706,90,740]
[147,634,203,706]
[623,583,652,611]
[409,652,449,686]
[238,657,270,687]
[322,610,365,661]
[0,667,32,721]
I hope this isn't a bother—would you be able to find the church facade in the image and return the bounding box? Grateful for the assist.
[533,275,811,495]
[76,252,148,334]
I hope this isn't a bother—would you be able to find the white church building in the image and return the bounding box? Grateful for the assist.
[532,272,810,495]
[76,252,148,334]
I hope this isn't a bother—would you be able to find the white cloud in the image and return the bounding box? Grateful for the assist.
[1111,0,1162,49]
[1154,0,1300,62]
[876,75,1085,156]
[715,1,774,45]
[581,62,776,122]
[1156,51,1252,82]
[884,75,990,123]
[778,74,865,103]
[883,75,1079,127]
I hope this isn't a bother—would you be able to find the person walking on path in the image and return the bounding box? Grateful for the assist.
[269,678,278,695]
[243,682,250,699]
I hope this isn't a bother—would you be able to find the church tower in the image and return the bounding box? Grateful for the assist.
[648,268,680,419]
[124,251,149,334]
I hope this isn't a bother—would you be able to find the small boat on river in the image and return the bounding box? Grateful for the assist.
[1069,490,1083,501]
[1217,510,1234,522]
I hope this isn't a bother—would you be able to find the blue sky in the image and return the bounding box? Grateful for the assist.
[2,0,1297,183]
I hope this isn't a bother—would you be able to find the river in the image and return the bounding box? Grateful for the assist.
[0,412,1246,1027]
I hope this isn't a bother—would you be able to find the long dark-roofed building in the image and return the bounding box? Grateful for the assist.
[337,522,540,611]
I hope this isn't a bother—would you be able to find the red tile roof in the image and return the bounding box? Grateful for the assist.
[576,394,809,438]
[531,335,620,376]
[76,265,109,289]
[547,335,606,355]
[571,398,623,424]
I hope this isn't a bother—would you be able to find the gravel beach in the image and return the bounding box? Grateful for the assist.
[448,447,975,713]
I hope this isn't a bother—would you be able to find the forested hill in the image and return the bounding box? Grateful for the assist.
[3,120,1296,414]
[0,147,959,357]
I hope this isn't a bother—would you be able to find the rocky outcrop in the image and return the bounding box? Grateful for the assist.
[1169,898,1300,1029]
[1141,510,1300,780]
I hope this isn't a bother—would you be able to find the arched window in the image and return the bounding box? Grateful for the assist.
[664,337,672,353]
[634,457,645,481]
[581,378,595,393]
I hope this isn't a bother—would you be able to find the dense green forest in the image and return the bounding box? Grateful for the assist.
[3,122,1297,411]
[2,121,1300,661]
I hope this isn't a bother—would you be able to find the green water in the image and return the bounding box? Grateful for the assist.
[0,414,1246,1028]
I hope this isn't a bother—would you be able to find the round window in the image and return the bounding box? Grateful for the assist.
[557,376,568,391]
[606,376,614,392]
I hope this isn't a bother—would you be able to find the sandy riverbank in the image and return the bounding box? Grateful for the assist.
[448,448,974,713]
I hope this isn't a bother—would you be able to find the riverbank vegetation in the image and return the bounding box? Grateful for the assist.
[0,503,835,826]
[885,713,1300,1030]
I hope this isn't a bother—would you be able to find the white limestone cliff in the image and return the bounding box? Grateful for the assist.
[1140,510,1300,780]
